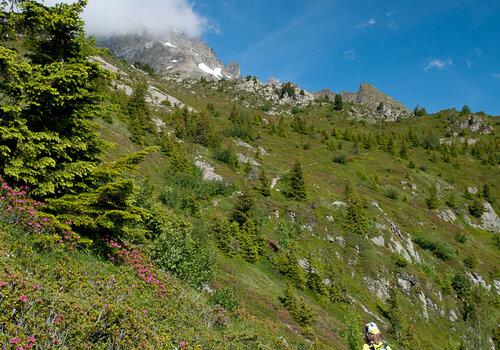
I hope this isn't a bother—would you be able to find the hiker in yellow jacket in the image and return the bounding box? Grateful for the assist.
[362,322,392,350]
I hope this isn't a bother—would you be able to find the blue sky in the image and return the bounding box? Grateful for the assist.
[194,0,500,115]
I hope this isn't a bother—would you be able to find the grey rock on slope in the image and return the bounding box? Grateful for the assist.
[100,30,239,81]
[341,82,410,121]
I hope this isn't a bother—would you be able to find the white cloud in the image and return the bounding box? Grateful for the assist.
[356,17,376,29]
[492,73,500,80]
[42,0,208,37]
[424,58,453,71]
[343,49,358,61]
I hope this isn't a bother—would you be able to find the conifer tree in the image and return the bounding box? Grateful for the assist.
[334,94,343,111]
[0,0,109,197]
[127,82,152,144]
[286,161,307,202]
[426,184,439,209]
[344,183,368,235]
[258,167,271,197]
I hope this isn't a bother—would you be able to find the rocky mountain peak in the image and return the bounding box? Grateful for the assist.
[341,82,410,121]
[99,30,239,81]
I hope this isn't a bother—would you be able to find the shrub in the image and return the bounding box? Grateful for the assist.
[334,153,348,164]
[426,184,439,209]
[414,235,453,261]
[209,287,240,312]
[213,146,239,168]
[279,284,314,327]
[342,309,364,350]
[451,274,472,299]
[468,198,485,218]
[153,220,215,288]
[385,187,399,201]
[271,250,306,288]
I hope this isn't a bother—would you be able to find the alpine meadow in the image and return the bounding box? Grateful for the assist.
[0,1,499,349]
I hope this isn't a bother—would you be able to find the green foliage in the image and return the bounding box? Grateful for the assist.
[451,273,472,300]
[386,288,416,348]
[413,105,427,117]
[344,183,368,235]
[228,105,256,141]
[334,94,343,111]
[468,197,485,218]
[209,287,240,312]
[280,82,296,98]
[414,235,454,261]
[279,284,314,327]
[333,153,348,164]
[385,187,399,201]
[172,107,221,148]
[45,147,158,242]
[127,82,153,144]
[152,217,215,287]
[133,61,155,76]
[271,249,306,288]
[341,309,363,350]
[285,161,307,202]
[213,146,239,168]
[426,184,439,209]
[291,115,309,134]
[0,12,109,197]
[257,167,271,197]
[482,183,494,204]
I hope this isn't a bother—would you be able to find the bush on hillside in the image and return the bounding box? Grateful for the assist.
[414,235,453,261]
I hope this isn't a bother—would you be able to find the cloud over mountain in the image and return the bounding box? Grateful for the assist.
[44,0,207,37]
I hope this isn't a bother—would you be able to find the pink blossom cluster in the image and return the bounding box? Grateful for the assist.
[9,335,36,349]
[108,241,167,296]
[0,179,49,234]
[0,273,42,349]
[0,178,81,247]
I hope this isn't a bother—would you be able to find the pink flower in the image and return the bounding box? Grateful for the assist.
[33,284,41,291]
[11,337,21,344]
[179,340,188,349]
[19,294,28,302]
[16,346,24,350]
[0,281,7,287]
[27,336,36,343]
[52,339,60,345]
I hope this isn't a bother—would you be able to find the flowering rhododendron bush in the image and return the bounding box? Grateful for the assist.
[0,225,252,349]
[0,178,89,250]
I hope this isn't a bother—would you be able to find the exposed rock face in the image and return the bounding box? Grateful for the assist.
[313,88,336,101]
[340,83,410,121]
[234,77,315,108]
[364,277,390,301]
[100,31,239,81]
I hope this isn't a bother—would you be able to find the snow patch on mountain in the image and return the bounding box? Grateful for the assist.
[198,63,223,79]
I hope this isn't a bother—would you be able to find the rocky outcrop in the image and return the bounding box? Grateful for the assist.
[340,83,410,121]
[100,31,239,81]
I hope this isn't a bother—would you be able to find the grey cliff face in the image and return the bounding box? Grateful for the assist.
[99,31,239,81]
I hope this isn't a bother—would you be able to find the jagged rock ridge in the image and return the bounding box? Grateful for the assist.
[100,30,239,81]
[341,82,411,121]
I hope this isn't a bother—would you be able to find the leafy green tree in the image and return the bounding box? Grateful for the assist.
[286,161,307,202]
[387,288,416,348]
[334,94,343,111]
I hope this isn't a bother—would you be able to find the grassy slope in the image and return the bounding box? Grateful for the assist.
[97,54,499,349]
[2,49,498,349]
